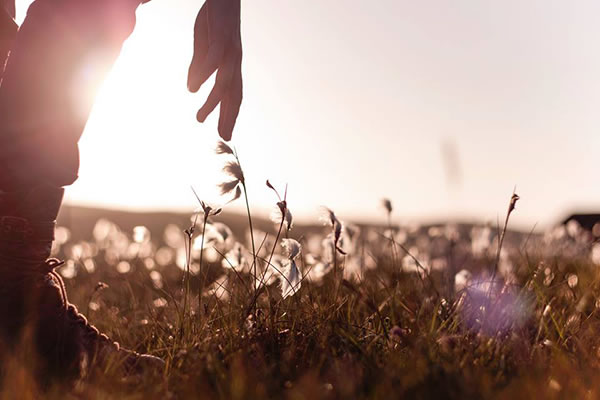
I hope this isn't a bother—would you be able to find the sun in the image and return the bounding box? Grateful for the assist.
[66,25,228,211]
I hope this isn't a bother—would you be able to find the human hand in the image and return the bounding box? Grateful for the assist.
[187,0,242,142]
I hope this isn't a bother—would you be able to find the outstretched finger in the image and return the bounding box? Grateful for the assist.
[196,47,237,122]
[218,55,242,141]
[196,81,222,122]
[188,41,225,94]
[187,3,209,92]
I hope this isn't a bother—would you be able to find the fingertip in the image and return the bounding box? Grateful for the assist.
[188,68,200,93]
[218,115,237,141]
[218,127,233,142]
[197,99,218,122]
[188,82,199,93]
[196,109,207,123]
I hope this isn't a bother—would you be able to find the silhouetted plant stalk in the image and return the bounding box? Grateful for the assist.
[180,221,195,340]
[86,282,108,317]
[265,181,291,280]
[323,207,345,299]
[234,154,259,313]
[376,228,441,300]
[381,198,398,268]
[399,240,440,299]
[482,190,520,330]
[215,141,258,314]
[191,187,222,319]
[378,198,438,296]
[490,189,520,290]
[246,181,293,318]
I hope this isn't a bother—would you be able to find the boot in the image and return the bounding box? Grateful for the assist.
[0,184,163,385]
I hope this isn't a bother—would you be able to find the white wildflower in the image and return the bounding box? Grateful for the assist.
[222,243,247,271]
[133,226,151,244]
[281,259,302,299]
[270,203,293,231]
[278,239,302,298]
[454,269,472,293]
[281,238,301,260]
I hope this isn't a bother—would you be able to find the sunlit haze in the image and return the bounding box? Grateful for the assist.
[14,0,600,228]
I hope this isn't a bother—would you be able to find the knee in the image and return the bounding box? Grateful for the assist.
[27,0,139,45]
[95,0,141,43]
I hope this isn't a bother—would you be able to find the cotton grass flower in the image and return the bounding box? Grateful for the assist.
[320,207,345,255]
[454,269,472,293]
[219,180,240,196]
[218,177,242,204]
[210,222,235,251]
[338,223,360,255]
[222,243,248,271]
[192,196,222,220]
[133,226,150,244]
[215,140,234,155]
[270,204,293,231]
[190,190,224,256]
[255,255,285,290]
[192,222,233,252]
[223,161,245,184]
[281,238,301,260]
[215,142,244,203]
[279,239,302,298]
[267,180,293,231]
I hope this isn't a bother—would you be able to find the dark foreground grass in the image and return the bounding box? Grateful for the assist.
[2,209,600,399]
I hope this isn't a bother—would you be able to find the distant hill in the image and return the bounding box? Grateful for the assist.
[57,205,325,243]
[57,205,539,247]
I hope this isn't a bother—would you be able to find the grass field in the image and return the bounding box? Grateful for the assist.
[4,150,600,399]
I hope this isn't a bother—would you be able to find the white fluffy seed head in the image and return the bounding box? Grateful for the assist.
[216,141,234,155]
[281,238,301,260]
[223,162,245,183]
[280,260,301,299]
[218,180,239,195]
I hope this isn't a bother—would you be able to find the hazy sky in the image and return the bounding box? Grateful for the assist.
[13,1,600,229]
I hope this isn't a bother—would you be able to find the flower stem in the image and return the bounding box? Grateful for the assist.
[241,182,258,314]
[180,228,193,340]
[198,216,209,319]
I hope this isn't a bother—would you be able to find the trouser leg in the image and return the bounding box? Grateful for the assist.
[0,0,139,358]
[0,1,157,382]
[0,0,140,260]
[0,0,16,82]
[0,1,165,381]
[0,0,140,191]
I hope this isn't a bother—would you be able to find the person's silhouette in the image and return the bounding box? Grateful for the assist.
[0,0,242,382]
